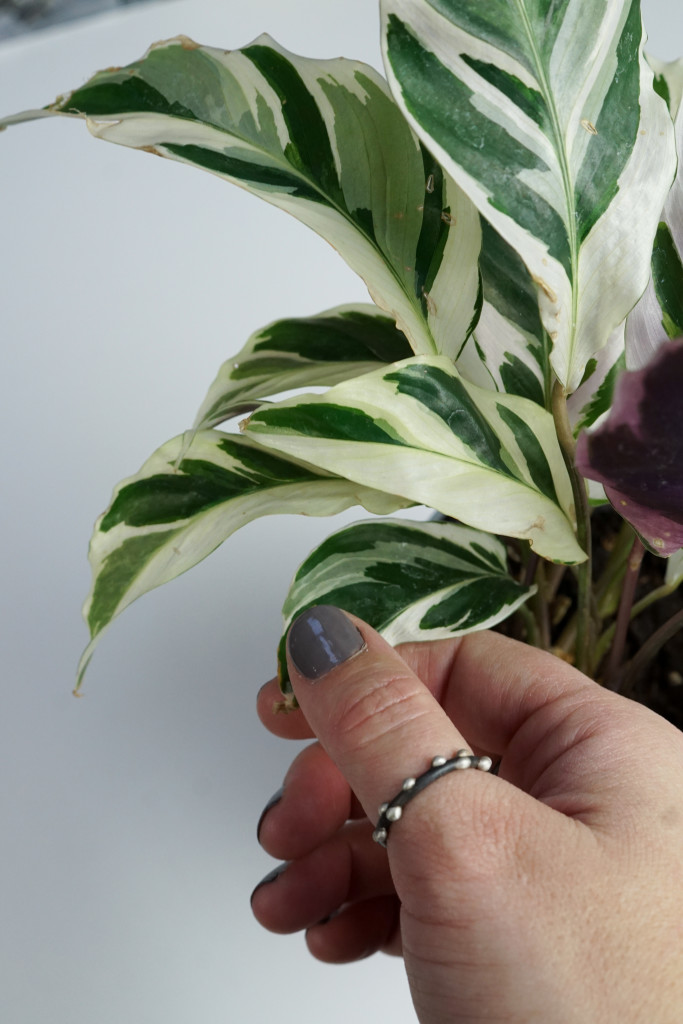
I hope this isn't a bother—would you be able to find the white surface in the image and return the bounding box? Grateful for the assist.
[0,2,681,1022]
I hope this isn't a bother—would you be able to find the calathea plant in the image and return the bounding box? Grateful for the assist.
[2,0,683,717]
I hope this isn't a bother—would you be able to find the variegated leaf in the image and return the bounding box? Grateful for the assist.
[649,55,683,121]
[458,218,550,407]
[277,518,534,689]
[244,354,585,563]
[192,304,413,431]
[1,35,481,362]
[626,64,683,370]
[76,431,406,689]
[381,0,677,391]
[568,325,625,433]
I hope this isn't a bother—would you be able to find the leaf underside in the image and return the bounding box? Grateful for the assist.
[576,340,683,555]
[2,34,484,364]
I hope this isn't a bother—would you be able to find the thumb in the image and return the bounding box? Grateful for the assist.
[285,605,537,884]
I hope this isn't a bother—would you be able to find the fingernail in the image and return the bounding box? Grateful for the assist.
[257,787,284,844]
[287,605,365,681]
[250,862,288,904]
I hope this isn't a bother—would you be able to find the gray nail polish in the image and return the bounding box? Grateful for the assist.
[250,862,288,904]
[287,605,365,681]
[257,787,284,844]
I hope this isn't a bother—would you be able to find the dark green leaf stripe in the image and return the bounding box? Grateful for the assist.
[572,0,641,244]
[247,309,413,364]
[459,55,548,129]
[420,576,525,629]
[652,223,683,338]
[468,219,549,406]
[164,143,321,201]
[277,517,534,690]
[192,305,413,432]
[573,352,625,434]
[247,403,405,445]
[479,220,544,341]
[495,404,559,504]
[499,353,545,407]
[87,530,180,635]
[243,44,345,207]
[385,364,510,475]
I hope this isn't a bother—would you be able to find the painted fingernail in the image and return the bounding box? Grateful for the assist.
[257,787,284,844]
[287,605,365,681]
[250,862,288,904]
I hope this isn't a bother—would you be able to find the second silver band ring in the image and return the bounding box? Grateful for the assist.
[372,750,494,847]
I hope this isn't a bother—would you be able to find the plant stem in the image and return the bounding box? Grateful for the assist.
[517,602,541,647]
[531,561,551,649]
[592,581,678,670]
[621,607,683,696]
[523,551,540,589]
[594,520,635,613]
[545,562,567,604]
[603,537,644,690]
[552,382,593,674]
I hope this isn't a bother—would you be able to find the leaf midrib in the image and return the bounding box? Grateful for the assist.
[515,0,579,364]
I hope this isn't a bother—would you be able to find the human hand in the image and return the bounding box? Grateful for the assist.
[253,606,683,1023]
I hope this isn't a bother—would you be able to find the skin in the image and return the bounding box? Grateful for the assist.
[252,613,683,1023]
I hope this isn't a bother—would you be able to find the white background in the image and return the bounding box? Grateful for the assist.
[0,2,681,1022]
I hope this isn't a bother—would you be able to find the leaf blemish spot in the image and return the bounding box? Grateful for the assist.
[422,288,437,315]
[441,211,456,225]
[426,174,435,193]
[580,119,598,135]
[531,274,558,303]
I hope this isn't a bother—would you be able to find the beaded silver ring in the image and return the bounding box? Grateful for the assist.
[372,750,494,847]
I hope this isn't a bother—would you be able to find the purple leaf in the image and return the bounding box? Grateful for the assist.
[576,340,683,555]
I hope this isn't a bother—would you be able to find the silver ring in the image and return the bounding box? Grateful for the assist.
[372,750,494,847]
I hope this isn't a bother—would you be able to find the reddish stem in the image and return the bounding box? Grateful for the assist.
[604,537,645,691]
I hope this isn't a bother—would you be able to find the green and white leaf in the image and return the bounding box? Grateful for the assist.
[381,0,677,391]
[2,35,481,362]
[76,431,407,690]
[192,304,414,431]
[244,354,585,563]
[568,324,625,434]
[458,218,550,407]
[277,517,535,689]
[649,55,683,121]
[626,69,683,369]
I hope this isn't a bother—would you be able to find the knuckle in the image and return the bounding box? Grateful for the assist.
[328,668,432,756]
